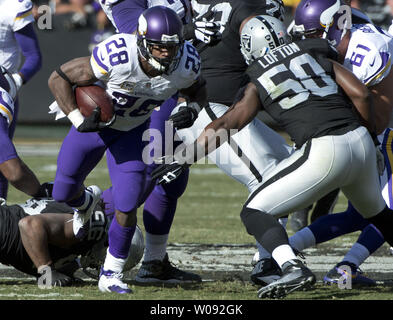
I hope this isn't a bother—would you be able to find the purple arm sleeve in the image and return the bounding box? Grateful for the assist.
[14,23,42,83]
[112,0,146,33]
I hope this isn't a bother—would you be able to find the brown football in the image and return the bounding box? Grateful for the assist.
[74,85,114,122]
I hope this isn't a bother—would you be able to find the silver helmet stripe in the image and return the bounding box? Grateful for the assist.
[255,16,281,48]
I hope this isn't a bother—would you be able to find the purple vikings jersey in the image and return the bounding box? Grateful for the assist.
[0,0,35,73]
[90,33,200,131]
[344,24,393,87]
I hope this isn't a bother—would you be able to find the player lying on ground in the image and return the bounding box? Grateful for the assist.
[0,191,143,287]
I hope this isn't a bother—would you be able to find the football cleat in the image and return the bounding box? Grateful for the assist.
[323,261,376,286]
[135,253,202,284]
[251,257,282,286]
[73,185,102,238]
[98,268,132,294]
[257,259,316,299]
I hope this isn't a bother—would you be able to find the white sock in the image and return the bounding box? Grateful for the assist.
[256,241,271,259]
[143,232,168,262]
[342,243,370,267]
[289,227,316,251]
[103,249,127,273]
[272,244,298,269]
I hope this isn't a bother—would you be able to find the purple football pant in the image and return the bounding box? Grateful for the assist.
[143,96,190,235]
[0,99,19,199]
[100,96,190,235]
[52,122,149,213]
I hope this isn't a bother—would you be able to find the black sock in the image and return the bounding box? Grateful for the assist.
[240,206,289,253]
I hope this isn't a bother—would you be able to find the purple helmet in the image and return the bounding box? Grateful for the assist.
[293,0,352,47]
[137,6,184,74]
[0,66,17,100]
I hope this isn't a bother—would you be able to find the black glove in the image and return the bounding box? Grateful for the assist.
[77,107,116,132]
[151,156,188,184]
[37,265,73,288]
[34,182,54,198]
[169,105,199,129]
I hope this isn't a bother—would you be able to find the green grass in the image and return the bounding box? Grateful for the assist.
[3,127,393,301]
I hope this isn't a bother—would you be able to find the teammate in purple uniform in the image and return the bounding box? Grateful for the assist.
[0,0,42,199]
[48,6,207,293]
[0,66,50,200]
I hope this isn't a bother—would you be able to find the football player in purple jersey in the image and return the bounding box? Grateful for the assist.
[0,66,50,199]
[96,0,220,285]
[0,0,42,199]
[48,6,207,293]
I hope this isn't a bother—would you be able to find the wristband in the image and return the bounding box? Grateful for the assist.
[11,73,23,90]
[67,109,85,128]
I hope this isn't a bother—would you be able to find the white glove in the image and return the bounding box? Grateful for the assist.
[194,21,221,44]
[11,73,23,91]
[376,146,385,176]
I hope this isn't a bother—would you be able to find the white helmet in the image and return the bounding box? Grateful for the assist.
[240,15,290,65]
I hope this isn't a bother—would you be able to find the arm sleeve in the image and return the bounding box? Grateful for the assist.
[14,23,42,83]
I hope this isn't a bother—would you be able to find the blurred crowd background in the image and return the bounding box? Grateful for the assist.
[19,0,393,125]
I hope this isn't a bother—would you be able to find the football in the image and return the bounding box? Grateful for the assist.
[74,85,114,122]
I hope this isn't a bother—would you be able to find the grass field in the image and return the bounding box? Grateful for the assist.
[2,125,393,303]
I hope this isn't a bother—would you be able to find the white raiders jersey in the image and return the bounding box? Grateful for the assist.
[99,0,192,32]
[0,87,14,125]
[344,23,393,87]
[0,0,34,73]
[174,103,293,193]
[90,33,200,131]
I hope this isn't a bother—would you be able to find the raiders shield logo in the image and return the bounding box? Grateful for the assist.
[241,34,252,53]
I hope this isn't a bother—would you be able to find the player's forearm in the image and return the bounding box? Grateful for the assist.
[0,158,41,197]
[332,60,377,134]
[175,116,238,165]
[369,69,393,134]
[48,57,97,115]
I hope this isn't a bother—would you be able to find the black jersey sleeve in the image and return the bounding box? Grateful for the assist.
[229,1,269,34]
[301,38,338,61]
